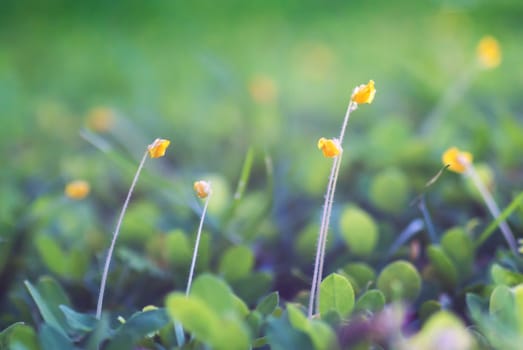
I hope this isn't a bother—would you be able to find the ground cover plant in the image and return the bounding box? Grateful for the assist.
[1,1,523,349]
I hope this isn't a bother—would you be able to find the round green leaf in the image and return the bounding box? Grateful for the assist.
[427,245,458,290]
[369,168,409,214]
[489,285,517,328]
[441,227,473,277]
[339,206,378,256]
[377,260,421,302]
[340,262,376,294]
[319,273,355,319]
[219,245,254,281]
[354,289,385,314]
[406,311,473,349]
[164,229,191,267]
[190,274,236,317]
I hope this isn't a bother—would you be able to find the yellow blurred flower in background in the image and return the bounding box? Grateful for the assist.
[86,107,115,132]
[248,74,278,104]
[65,180,90,200]
[477,36,501,69]
[442,147,473,173]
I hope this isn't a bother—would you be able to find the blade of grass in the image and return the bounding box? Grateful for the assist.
[222,146,255,224]
[475,191,523,248]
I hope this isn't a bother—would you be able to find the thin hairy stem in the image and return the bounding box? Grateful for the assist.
[96,150,149,319]
[466,164,518,254]
[186,193,211,295]
[308,156,339,319]
[315,155,343,315]
[308,100,356,319]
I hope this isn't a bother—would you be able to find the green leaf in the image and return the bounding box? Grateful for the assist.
[491,263,523,286]
[369,168,409,214]
[354,289,385,314]
[441,227,474,277]
[427,245,458,289]
[476,191,523,248]
[166,294,217,342]
[24,279,70,338]
[219,245,254,281]
[84,314,111,350]
[286,303,308,331]
[319,273,355,319]
[0,323,39,350]
[190,274,236,317]
[466,293,488,322]
[67,247,89,280]
[38,324,77,350]
[405,311,473,349]
[489,285,518,329]
[233,294,250,317]
[105,309,170,350]
[377,260,421,302]
[166,292,249,350]
[419,300,441,323]
[165,229,191,267]
[231,272,272,305]
[340,262,376,294]
[339,206,379,256]
[256,292,279,316]
[266,316,314,350]
[34,235,67,277]
[59,305,97,332]
[308,320,338,350]
[116,247,163,276]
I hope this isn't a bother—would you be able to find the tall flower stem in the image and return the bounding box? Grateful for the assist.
[96,150,149,319]
[465,163,518,254]
[308,101,356,319]
[186,193,211,295]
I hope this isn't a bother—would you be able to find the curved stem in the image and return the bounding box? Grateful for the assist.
[96,150,149,319]
[186,194,211,296]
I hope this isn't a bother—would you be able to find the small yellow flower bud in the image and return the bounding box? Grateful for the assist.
[317,137,342,158]
[351,80,376,104]
[65,180,90,200]
[477,36,501,69]
[442,147,473,174]
[194,180,212,198]
[147,138,171,158]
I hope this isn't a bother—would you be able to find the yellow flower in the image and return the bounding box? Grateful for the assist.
[317,137,342,158]
[248,74,278,104]
[442,147,473,173]
[351,80,376,104]
[86,107,115,132]
[477,36,501,69]
[194,180,212,198]
[147,138,170,158]
[65,180,90,200]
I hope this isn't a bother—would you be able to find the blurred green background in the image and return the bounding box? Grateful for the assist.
[1,0,523,327]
